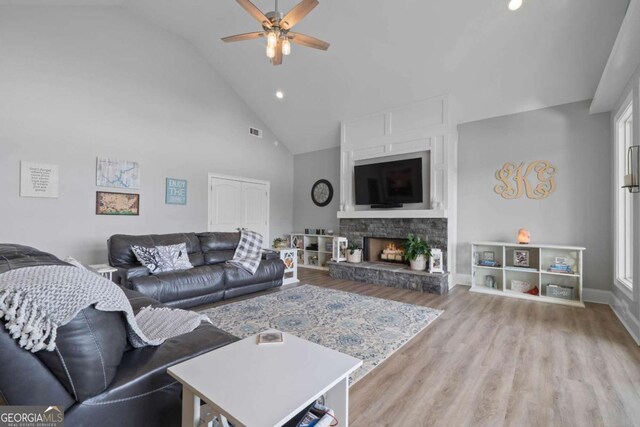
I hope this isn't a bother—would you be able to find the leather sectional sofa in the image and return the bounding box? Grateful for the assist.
[0,243,238,427]
[108,232,285,309]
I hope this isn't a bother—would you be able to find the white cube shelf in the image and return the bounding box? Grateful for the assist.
[470,241,585,308]
[289,233,338,271]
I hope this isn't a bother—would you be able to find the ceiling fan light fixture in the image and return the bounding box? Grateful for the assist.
[282,39,291,55]
[266,44,276,58]
[267,31,278,48]
[222,0,329,66]
[508,0,523,11]
[275,91,284,99]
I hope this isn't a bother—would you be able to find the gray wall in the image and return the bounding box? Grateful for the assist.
[292,147,341,234]
[0,7,293,264]
[457,100,612,291]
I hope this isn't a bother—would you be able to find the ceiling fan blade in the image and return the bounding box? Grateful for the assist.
[235,0,272,28]
[221,32,265,43]
[280,0,319,30]
[273,39,283,65]
[288,32,330,50]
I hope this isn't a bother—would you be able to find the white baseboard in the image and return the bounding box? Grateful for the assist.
[583,288,612,305]
[611,292,640,346]
[452,273,472,288]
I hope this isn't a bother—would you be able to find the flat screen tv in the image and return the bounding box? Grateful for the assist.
[354,158,423,206]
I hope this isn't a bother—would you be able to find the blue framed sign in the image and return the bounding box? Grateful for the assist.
[165,178,187,205]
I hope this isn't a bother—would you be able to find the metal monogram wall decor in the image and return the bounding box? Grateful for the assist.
[494,160,557,200]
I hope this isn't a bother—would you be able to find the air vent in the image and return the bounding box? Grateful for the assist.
[249,127,263,138]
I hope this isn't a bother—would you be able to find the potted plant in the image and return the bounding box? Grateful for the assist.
[272,237,288,249]
[347,243,362,263]
[403,233,431,271]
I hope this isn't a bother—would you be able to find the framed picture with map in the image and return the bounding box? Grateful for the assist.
[96,191,140,216]
[96,158,140,189]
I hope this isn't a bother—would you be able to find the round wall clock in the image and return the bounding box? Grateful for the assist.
[311,179,333,207]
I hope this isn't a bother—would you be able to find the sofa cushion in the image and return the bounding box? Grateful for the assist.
[0,323,76,409]
[223,259,284,290]
[0,244,68,274]
[108,233,204,268]
[130,265,224,304]
[36,306,128,402]
[77,323,236,405]
[197,232,240,265]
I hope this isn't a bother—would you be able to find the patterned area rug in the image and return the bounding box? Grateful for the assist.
[200,285,442,383]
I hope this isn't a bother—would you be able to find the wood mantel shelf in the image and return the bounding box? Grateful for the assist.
[336,209,447,219]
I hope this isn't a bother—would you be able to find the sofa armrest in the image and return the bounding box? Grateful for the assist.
[116,264,150,287]
[262,250,279,260]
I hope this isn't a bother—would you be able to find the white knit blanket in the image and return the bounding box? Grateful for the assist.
[0,265,210,352]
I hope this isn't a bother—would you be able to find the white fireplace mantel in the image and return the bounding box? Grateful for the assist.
[336,209,447,219]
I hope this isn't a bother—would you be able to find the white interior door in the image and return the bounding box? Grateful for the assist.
[209,178,242,232]
[208,175,270,245]
[241,182,269,240]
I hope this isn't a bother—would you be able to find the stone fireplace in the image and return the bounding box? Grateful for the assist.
[329,217,449,294]
[340,218,448,269]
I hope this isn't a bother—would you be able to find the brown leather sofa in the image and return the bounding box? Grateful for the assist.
[108,232,285,309]
[0,244,238,427]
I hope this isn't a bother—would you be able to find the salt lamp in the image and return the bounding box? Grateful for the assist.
[517,229,531,244]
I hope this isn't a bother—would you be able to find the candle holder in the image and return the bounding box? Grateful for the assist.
[622,145,639,194]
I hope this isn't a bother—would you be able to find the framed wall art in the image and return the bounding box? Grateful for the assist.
[165,178,187,205]
[514,249,530,267]
[96,191,139,216]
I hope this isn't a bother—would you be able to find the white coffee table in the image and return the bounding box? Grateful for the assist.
[167,330,362,427]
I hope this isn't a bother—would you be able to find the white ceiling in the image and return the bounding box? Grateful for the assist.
[1,0,629,154]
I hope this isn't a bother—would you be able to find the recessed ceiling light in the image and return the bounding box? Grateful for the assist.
[275,91,284,99]
[508,0,523,11]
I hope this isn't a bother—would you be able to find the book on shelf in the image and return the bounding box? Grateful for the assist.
[547,264,574,274]
[509,266,537,271]
[477,260,500,267]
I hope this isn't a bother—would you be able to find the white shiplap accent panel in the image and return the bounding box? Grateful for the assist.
[342,113,386,149]
[433,135,445,164]
[389,138,432,154]
[352,146,386,161]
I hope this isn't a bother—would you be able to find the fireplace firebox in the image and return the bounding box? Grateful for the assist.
[363,237,409,264]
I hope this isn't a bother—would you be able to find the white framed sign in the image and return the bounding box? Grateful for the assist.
[20,161,59,198]
[430,248,444,273]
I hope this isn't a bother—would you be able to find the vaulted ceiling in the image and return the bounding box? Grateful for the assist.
[1,0,630,154]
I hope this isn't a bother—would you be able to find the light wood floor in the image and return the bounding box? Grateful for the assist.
[293,268,640,427]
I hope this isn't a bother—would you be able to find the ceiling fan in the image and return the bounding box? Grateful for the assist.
[221,0,330,66]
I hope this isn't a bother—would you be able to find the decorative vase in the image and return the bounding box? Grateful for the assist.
[409,254,427,271]
[347,249,362,263]
[485,275,496,288]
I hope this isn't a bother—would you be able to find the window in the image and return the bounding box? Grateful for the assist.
[615,99,634,290]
